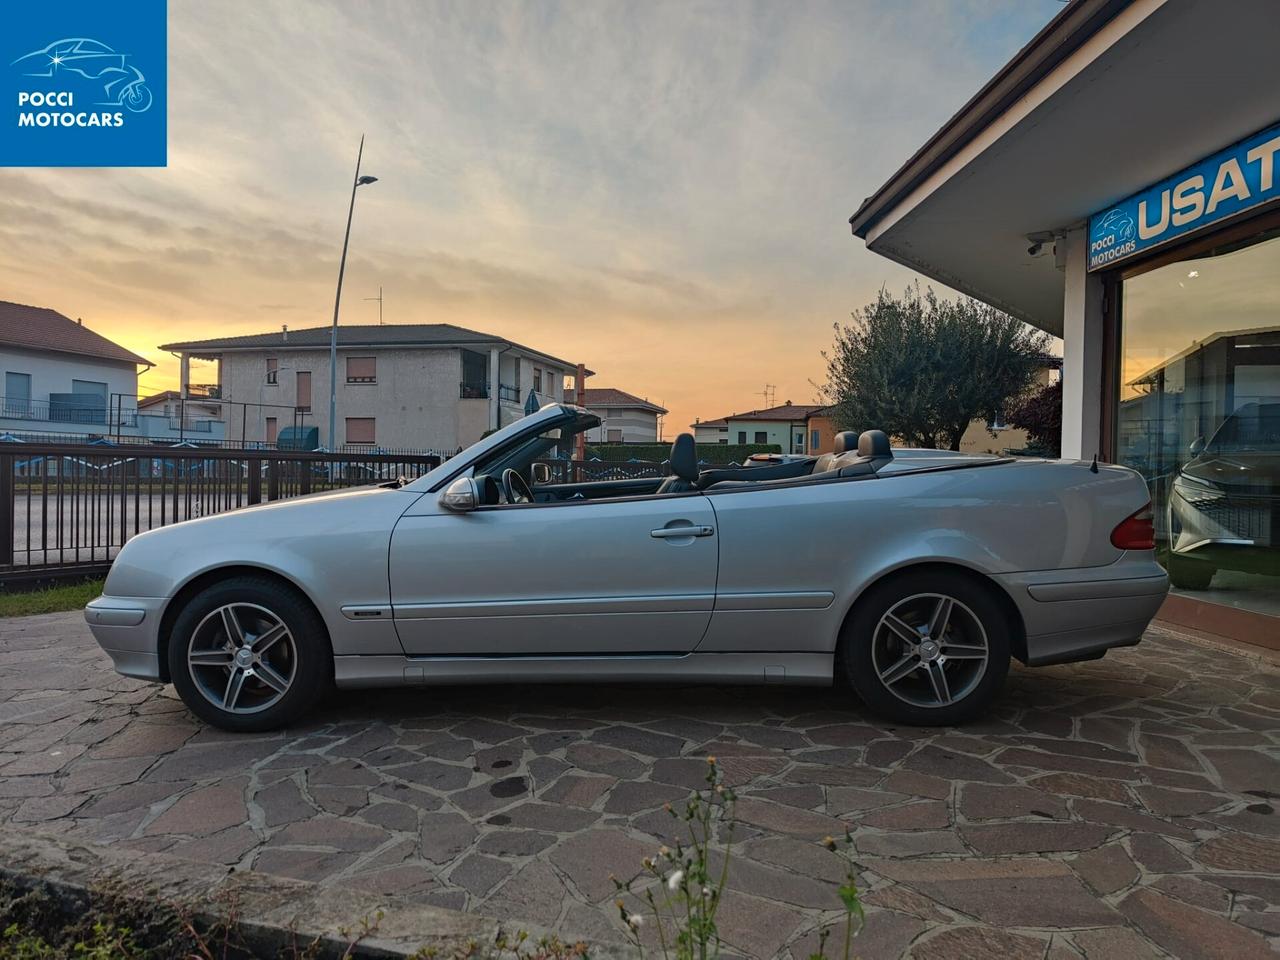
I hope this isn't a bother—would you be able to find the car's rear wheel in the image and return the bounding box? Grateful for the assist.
[839,570,1010,726]
[167,577,331,732]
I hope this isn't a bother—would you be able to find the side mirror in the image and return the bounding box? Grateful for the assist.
[439,476,479,512]
[531,462,551,484]
[1189,436,1205,457]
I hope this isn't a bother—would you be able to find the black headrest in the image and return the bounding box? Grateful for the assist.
[832,431,857,455]
[670,433,698,480]
[858,430,891,459]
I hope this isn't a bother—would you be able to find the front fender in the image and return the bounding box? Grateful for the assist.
[103,487,417,656]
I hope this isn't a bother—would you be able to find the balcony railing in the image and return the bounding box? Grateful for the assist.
[0,397,109,425]
[498,383,520,403]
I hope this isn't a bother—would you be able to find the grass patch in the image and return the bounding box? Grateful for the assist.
[0,579,103,617]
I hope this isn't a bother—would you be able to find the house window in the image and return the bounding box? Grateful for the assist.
[607,428,623,443]
[4,372,31,417]
[533,369,543,394]
[754,431,768,444]
[265,417,278,444]
[737,431,746,444]
[810,429,820,450]
[295,371,312,412]
[346,417,376,445]
[346,356,376,383]
[266,358,278,384]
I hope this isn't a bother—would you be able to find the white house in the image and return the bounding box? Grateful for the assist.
[579,388,667,443]
[160,323,588,451]
[0,300,152,438]
[692,401,827,453]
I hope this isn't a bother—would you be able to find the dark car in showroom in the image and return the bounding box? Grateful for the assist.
[1167,401,1280,588]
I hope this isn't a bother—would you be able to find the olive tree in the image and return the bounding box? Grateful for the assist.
[824,285,1051,450]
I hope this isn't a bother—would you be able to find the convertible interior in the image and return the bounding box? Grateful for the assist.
[467,415,909,506]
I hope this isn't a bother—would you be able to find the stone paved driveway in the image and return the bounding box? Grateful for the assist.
[1,613,1278,959]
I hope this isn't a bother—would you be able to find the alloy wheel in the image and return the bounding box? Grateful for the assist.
[186,602,297,714]
[870,592,989,709]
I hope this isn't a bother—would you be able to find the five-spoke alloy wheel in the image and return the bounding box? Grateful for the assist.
[168,577,331,732]
[841,570,1010,725]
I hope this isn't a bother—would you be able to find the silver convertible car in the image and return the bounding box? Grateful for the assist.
[86,404,1169,732]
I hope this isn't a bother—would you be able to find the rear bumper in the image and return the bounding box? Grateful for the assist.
[996,557,1169,667]
[84,595,169,682]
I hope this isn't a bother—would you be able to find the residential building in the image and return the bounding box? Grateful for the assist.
[849,0,1278,643]
[958,356,1062,455]
[0,300,156,439]
[805,406,838,455]
[160,324,586,451]
[135,390,228,443]
[692,401,826,453]
[578,388,667,443]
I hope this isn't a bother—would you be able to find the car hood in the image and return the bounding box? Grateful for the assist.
[1179,452,1280,493]
[104,484,421,599]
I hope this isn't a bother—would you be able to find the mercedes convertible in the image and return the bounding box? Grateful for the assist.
[86,403,1169,731]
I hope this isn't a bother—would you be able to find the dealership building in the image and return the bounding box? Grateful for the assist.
[852,0,1277,645]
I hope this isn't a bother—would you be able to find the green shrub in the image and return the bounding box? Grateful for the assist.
[585,443,781,464]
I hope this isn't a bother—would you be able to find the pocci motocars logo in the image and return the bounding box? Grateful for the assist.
[2,0,166,167]
[1087,207,1137,270]
[13,38,155,117]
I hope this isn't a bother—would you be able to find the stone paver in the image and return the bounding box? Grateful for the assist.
[0,612,1277,958]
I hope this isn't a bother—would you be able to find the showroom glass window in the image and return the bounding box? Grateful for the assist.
[1116,227,1279,616]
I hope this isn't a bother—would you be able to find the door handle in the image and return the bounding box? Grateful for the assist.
[650,525,715,539]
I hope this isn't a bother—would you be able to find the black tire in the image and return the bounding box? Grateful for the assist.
[167,576,332,732]
[1166,553,1215,590]
[838,570,1011,726]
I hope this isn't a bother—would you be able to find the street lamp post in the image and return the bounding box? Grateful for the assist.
[328,134,378,450]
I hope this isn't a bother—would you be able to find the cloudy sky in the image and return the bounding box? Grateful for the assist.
[1,0,1062,435]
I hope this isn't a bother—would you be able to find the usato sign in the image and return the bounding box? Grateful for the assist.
[1087,121,1280,271]
[2,0,166,166]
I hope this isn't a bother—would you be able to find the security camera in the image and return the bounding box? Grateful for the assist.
[1027,241,1043,257]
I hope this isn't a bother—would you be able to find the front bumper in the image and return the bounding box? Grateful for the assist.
[996,557,1170,667]
[84,595,169,682]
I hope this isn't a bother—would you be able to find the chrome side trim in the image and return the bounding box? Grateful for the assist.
[392,594,715,619]
[333,652,834,688]
[1027,574,1169,602]
[340,604,393,621]
[714,591,835,611]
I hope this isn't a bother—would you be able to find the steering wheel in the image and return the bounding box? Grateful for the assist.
[501,468,534,505]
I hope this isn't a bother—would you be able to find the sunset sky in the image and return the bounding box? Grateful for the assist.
[0,0,1062,437]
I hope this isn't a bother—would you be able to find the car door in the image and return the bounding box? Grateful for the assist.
[388,494,719,656]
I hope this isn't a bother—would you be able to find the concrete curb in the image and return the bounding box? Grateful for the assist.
[0,826,636,958]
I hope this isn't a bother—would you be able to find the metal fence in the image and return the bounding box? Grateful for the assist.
[0,444,441,582]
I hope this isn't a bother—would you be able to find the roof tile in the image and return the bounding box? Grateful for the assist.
[0,301,150,366]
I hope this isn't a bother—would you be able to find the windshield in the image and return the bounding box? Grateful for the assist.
[1207,402,1280,453]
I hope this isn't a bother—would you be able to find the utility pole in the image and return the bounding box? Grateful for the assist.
[363,286,384,325]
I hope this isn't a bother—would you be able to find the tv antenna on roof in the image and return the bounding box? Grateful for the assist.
[761,384,776,408]
[363,286,384,325]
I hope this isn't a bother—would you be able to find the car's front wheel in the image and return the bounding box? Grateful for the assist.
[167,576,331,732]
[839,570,1010,726]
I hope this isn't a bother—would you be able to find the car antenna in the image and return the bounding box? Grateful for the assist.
[1089,454,1099,473]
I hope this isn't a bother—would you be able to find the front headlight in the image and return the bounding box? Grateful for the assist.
[1173,474,1224,507]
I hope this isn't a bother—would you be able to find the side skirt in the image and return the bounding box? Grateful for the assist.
[334,652,835,689]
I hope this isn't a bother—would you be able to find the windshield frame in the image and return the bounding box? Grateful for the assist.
[403,404,600,494]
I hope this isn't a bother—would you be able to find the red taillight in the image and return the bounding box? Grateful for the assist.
[1112,503,1156,550]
